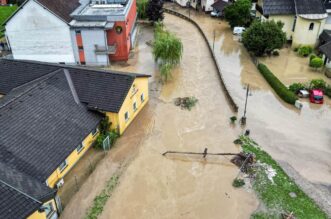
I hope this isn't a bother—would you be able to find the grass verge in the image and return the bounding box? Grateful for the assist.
[0,5,18,38]
[257,63,298,105]
[240,136,327,219]
[85,174,120,219]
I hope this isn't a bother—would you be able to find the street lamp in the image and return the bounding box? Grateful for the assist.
[241,84,250,125]
[186,1,191,18]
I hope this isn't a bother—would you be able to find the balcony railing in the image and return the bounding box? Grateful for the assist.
[94,44,117,55]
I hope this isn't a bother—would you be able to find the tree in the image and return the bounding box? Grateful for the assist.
[309,57,323,70]
[224,0,252,28]
[242,20,286,56]
[146,0,164,23]
[153,23,183,81]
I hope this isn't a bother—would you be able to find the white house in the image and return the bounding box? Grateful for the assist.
[175,0,216,12]
[4,0,79,64]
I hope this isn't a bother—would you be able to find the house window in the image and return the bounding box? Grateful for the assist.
[133,102,137,112]
[58,160,68,172]
[80,61,86,65]
[141,93,145,103]
[91,127,98,136]
[44,202,55,219]
[124,112,129,122]
[78,45,84,50]
[76,143,84,153]
[309,23,314,30]
[75,30,81,34]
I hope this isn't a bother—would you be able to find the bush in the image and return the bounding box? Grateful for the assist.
[230,116,237,123]
[310,79,326,90]
[137,0,148,19]
[309,54,317,62]
[310,57,323,69]
[242,20,286,56]
[325,85,331,98]
[298,46,313,57]
[257,64,298,104]
[94,130,119,150]
[232,178,245,188]
[289,83,306,93]
[293,47,299,52]
[272,50,279,56]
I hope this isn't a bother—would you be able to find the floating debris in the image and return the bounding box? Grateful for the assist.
[174,97,198,110]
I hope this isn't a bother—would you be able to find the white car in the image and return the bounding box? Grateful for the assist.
[233,27,246,35]
[297,90,309,98]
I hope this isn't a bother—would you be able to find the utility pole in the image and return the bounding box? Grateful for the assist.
[241,84,250,125]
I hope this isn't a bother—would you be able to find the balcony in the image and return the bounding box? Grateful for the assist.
[94,44,117,55]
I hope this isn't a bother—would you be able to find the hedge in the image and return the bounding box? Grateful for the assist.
[257,63,298,105]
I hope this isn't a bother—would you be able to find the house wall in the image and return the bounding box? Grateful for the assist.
[5,0,75,63]
[292,16,325,48]
[106,77,149,135]
[107,0,137,61]
[175,0,189,7]
[269,15,295,40]
[71,29,109,65]
[46,130,99,188]
[27,199,57,219]
[201,0,214,12]
[1,0,7,5]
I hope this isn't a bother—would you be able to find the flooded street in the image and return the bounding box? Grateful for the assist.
[99,15,258,218]
[164,3,331,206]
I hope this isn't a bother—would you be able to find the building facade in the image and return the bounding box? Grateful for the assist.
[4,0,137,65]
[256,0,327,48]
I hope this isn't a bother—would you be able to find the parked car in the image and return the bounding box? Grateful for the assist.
[309,89,324,104]
[211,10,222,18]
[233,27,246,35]
[297,90,309,98]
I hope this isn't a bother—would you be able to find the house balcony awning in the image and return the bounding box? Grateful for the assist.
[70,20,115,29]
[299,13,328,20]
[95,44,117,55]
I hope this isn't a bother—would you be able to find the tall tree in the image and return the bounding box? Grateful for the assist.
[146,0,164,23]
[242,20,286,56]
[224,0,252,28]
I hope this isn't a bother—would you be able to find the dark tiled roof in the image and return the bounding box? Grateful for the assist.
[0,162,56,219]
[319,29,331,43]
[0,182,41,219]
[211,0,230,12]
[0,59,59,94]
[36,0,81,23]
[324,0,331,10]
[0,70,103,182]
[263,0,295,15]
[319,42,331,59]
[295,0,326,14]
[262,0,326,15]
[0,59,150,112]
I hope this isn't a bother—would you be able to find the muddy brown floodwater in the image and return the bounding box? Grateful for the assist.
[98,15,258,218]
[164,4,331,213]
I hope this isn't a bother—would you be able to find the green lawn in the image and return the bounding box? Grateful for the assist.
[0,5,18,38]
[239,136,328,219]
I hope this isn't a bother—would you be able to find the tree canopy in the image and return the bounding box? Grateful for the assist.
[146,0,164,23]
[153,23,183,81]
[242,20,286,56]
[224,0,252,28]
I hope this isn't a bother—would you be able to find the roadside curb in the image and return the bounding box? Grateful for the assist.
[164,8,239,113]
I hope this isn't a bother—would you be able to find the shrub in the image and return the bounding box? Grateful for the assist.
[232,178,245,188]
[289,83,306,93]
[242,20,286,56]
[137,0,148,19]
[309,54,317,62]
[272,50,279,56]
[257,64,298,105]
[325,85,331,98]
[298,46,313,57]
[293,47,299,52]
[230,116,237,123]
[309,57,323,69]
[94,130,119,150]
[310,79,326,90]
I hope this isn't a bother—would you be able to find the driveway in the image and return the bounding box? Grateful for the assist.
[164,3,331,212]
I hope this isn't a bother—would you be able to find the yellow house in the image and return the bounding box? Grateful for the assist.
[256,0,328,48]
[0,59,150,218]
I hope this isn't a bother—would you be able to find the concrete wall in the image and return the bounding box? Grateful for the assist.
[106,77,149,135]
[46,130,99,188]
[5,0,75,63]
[71,29,109,65]
[269,15,295,40]
[292,16,325,48]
